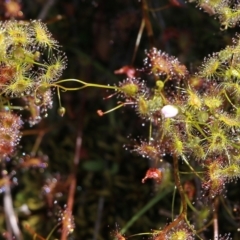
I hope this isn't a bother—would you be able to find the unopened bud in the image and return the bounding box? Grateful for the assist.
[58,107,66,117]
[161,105,179,118]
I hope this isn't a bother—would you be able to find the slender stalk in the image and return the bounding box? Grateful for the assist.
[131,18,145,65]
[97,103,125,116]
[46,223,61,240]
[121,185,173,234]
[24,225,45,240]
[3,174,22,240]
[37,0,57,20]
[196,219,213,234]
[55,79,118,91]
[213,197,219,240]
[181,154,204,180]
[60,133,82,240]
[31,131,45,155]
[142,0,155,47]
[93,196,105,240]
[162,154,187,234]
[171,186,177,221]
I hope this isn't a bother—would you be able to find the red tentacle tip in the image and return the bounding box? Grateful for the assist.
[97,110,104,116]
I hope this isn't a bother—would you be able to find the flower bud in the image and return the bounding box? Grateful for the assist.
[161,105,179,118]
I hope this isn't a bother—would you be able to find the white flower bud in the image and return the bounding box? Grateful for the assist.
[161,105,179,118]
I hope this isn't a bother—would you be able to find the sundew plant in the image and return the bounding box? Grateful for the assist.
[76,0,240,239]
[2,0,240,239]
[0,19,73,239]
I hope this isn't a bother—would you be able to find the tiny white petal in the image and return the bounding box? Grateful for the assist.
[18,204,31,215]
[161,105,179,118]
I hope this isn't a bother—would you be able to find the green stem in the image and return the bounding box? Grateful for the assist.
[46,223,61,240]
[120,184,173,234]
[185,195,199,214]
[223,90,237,109]
[57,87,62,108]
[55,79,119,91]
[181,154,204,180]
